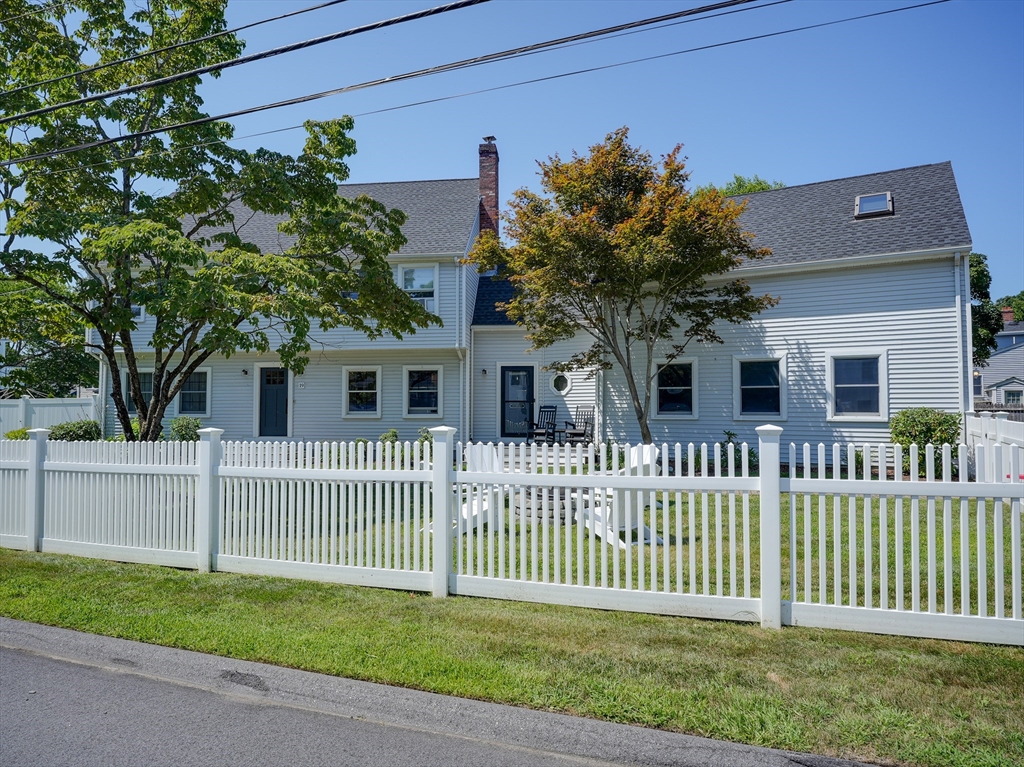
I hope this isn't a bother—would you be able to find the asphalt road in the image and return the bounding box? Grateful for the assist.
[1,618,870,767]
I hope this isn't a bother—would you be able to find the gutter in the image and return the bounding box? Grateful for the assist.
[730,245,973,280]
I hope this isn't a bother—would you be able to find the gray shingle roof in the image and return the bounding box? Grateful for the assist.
[473,161,973,325]
[731,161,972,269]
[185,178,480,256]
[473,272,516,326]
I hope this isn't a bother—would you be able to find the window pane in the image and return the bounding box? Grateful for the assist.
[741,387,780,414]
[659,364,692,388]
[409,391,438,413]
[348,370,376,392]
[659,386,692,414]
[409,370,438,390]
[835,386,879,414]
[834,358,878,386]
[1006,391,1023,406]
[126,372,153,414]
[403,268,434,292]
[859,193,889,213]
[179,372,207,414]
[348,391,377,412]
[740,361,779,387]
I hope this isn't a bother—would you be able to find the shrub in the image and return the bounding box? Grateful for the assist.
[48,419,101,442]
[889,407,961,477]
[169,416,202,441]
[379,428,400,444]
[417,426,434,445]
[4,427,29,440]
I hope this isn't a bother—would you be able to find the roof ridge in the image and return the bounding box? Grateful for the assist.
[338,177,478,187]
[724,161,953,199]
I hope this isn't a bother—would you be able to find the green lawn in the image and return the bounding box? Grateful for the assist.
[1,547,1021,767]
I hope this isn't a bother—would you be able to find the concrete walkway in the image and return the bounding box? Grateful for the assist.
[1,618,870,767]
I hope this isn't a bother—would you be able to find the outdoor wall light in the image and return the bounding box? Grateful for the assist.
[242,369,249,376]
[482,369,488,376]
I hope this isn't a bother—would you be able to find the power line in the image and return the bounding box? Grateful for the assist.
[0,0,758,163]
[0,1,65,25]
[0,0,492,126]
[1,0,351,100]
[18,0,948,179]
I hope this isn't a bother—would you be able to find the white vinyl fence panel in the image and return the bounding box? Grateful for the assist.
[0,396,97,435]
[451,440,761,623]
[215,439,434,591]
[0,439,29,547]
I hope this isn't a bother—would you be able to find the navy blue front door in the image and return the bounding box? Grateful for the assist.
[260,368,288,437]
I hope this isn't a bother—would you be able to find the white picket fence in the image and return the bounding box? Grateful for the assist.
[1,426,1020,646]
[0,396,97,436]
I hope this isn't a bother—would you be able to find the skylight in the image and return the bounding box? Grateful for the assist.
[854,192,893,218]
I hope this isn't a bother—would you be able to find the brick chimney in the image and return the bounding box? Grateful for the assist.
[1002,306,1015,325]
[479,137,499,236]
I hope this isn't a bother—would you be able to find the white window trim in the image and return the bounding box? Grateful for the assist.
[825,349,888,423]
[397,263,439,313]
[176,367,212,418]
[342,365,382,419]
[122,369,155,416]
[652,358,698,420]
[548,371,573,397]
[252,363,293,439]
[403,365,443,419]
[733,355,788,421]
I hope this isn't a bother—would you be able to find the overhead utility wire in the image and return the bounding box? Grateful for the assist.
[23,0,787,179]
[0,0,491,125]
[1,0,756,163]
[20,0,948,179]
[2,0,350,99]
[0,1,64,25]
[7,0,951,171]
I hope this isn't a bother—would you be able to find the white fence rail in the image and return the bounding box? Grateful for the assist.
[0,396,97,436]
[966,411,1024,450]
[1,426,1021,646]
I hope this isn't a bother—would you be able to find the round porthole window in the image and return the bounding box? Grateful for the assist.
[550,372,572,396]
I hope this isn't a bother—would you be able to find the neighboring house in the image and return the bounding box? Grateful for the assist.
[985,376,1024,407]
[94,148,975,446]
[973,309,1024,403]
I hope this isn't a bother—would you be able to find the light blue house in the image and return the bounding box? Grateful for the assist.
[95,144,975,446]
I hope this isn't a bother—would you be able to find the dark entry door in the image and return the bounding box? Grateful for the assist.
[501,367,534,438]
[260,368,288,437]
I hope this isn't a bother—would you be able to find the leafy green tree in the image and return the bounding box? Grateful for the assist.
[696,174,786,197]
[1,0,434,440]
[994,290,1024,323]
[969,253,1005,366]
[0,279,98,397]
[469,128,778,443]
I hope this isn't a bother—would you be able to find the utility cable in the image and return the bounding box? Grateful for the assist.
[0,0,492,126]
[3,0,951,170]
[1,0,350,100]
[0,1,65,26]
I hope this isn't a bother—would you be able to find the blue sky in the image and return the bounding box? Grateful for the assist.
[201,0,1023,296]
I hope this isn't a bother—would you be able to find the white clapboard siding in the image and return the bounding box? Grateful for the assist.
[601,258,965,447]
[470,329,597,443]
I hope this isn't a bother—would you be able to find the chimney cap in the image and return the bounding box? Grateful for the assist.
[482,135,496,143]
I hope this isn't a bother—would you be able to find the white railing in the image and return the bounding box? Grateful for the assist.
[966,411,1024,449]
[1,426,1020,646]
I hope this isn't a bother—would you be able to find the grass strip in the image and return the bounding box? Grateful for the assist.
[1,548,1022,767]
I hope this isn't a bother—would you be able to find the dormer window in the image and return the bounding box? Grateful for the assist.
[854,192,893,218]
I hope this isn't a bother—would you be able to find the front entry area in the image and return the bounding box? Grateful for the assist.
[500,366,534,439]
[259,368,288,437]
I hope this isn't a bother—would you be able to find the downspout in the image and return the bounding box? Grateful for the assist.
[953,251,966,420]
[962,252,975,414]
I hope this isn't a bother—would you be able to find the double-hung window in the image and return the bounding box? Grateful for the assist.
[178,370,210,417]
[656,362,696,417]
[738,360,781,416]
[124,372,153,414]
[343,367,381,417]
[826,350,887,421]
[404,367,442,417]
[402,266,436,313]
